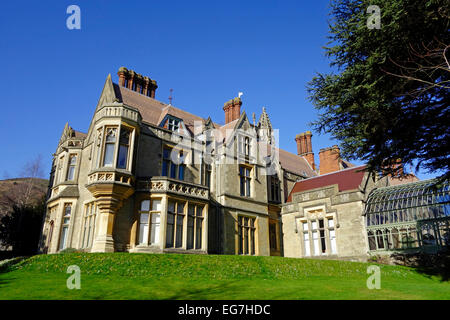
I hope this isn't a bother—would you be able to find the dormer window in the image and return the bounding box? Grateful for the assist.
[168,118,180,132]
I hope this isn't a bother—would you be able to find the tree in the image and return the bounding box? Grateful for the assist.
[307,0,449,178]
[0,197,46,255]
[0,155,47,255]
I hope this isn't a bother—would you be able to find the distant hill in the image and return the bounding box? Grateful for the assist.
[0,178,48,216]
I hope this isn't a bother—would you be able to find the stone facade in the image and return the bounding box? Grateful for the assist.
[39,68,318,257]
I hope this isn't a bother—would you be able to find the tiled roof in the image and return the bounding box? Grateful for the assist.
[286,165,367,202]
[113,82,318,180]
[277,148,316,178]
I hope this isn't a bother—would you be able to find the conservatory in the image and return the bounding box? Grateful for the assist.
[365,178,450,253]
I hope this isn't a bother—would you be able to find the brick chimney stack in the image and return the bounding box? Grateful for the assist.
[295,131,315,170]
[117,67,158,98]
[223,97,242,124]
[319,145,341,175]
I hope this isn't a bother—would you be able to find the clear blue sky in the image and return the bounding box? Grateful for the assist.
[0,0,438,180]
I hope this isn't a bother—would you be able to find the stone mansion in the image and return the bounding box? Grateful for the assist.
[39,67,450,261]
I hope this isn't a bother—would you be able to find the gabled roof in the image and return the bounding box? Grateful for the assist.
[110,81,319,179]
[286,165,367,202]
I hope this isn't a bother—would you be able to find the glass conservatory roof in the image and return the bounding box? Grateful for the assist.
[365,178,450,225]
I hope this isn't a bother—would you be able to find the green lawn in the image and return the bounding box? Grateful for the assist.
[0,253,448,300]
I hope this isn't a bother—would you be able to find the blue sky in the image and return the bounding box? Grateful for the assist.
[0,0,438,180]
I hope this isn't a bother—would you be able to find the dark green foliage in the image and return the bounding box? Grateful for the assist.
[308,0,449,177]
[0,197,46,256]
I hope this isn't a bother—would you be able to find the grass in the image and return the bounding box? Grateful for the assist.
[0,253,449,300]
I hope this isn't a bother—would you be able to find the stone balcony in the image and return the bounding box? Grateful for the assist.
[86,169,135,200]
[136,176,209,200]
[95,103,141,124]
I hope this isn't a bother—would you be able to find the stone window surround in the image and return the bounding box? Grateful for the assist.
[236,214,257,256]
[80,201,98,249]
[239,163,253,198]
[297,205,338,257]
[95,124,135,172]
[162,144,188,180]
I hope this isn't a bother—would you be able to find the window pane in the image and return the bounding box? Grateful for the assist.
[170,163,177,178]
[141,200,150,212]
[140,213,149,224]
[150,214,160,244]
[162,160,169,176]
[177,202,185,213]
[328,218,334,228]
[166,213,174,247]
[139,221,149,244]
[311,221,318,230]
[176,215,183,248]
[117,145,128,169]
[59,226,68,250]
[195,218,202,250]
[67,166,75,181]
[330,230,337,254]
[178,165,185,180]
[187,216,194,249]
[152,199,161,211]
[103,143,115,166]
[303,233,311,256]
[302,222,308,231]
[312,231,319,255]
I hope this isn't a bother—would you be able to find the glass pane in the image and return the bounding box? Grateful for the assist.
[178,165,185,180]
[140,213,149,224]
[176,216,183,248]
[302,222,308,231]
[170,163,177,178]
[139,222,149,244]
[150,215,160,245]
[312,231,319,255]
[103,143,115,166]
[177,202,185,213]
[196,219,202,250]
[311,221,317,230]
[152,199,161,211]
[168,201,175,213]
[330,230,337,254]
[328,218,334,228]
[196,206,204,217]
[162,160,168,176]
[188,204,195,216]
[59,226,68,250]
[141,200,150,212]
[67,166,75,181]
[117,145,128,169]
[303,234,310,256]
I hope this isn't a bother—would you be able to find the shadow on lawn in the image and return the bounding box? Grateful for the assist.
[390,252,450,282]
[166,281,241,300]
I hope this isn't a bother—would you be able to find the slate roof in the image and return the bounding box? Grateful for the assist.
[113,82,318,179]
